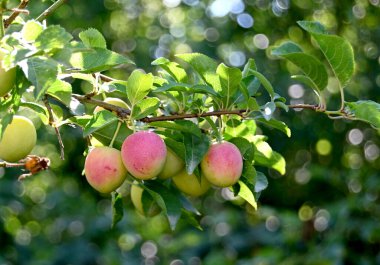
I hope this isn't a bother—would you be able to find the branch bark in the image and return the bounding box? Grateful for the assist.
[36,0,67,22]
[3,0,29,28]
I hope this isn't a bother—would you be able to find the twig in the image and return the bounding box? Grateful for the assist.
[287,104,319,111]
[3,0,29,28]
[0,155,50,181]
[43,96,65,160]
[72,94,246,123]
[36,0,67,22]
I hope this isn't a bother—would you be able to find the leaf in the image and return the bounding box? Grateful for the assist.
[152,57,188,83]
[249,70,275,100]
[237,180,257,210]
[261,101,276,121]
[47,79,72,106]
[298,21,355,87]
[111,192,124,228]
[70,48,133,73]
[79,28,107,49]
[180,209,202,230]
[242,58,257,77]
[19,102,49,124]
[131,97,160,120]
[150,120,202,137]
[21,20,43,42]
[19,57,59,100]
[92,120,133,149]
[253,140,286,175]
[35,25,73,51]
[183,133,210,174]
[272,41,328,92]
[345,100,380,129]
[216,63,242,106]
[164,138,186,161]
[0,114,13,141]
[143,181,183,231]
[175,53,221,92]
[255,171,268,193]
[229,137,255,162]
[127,70,154,106]
[83,111,118,137]
[257,118,291,137]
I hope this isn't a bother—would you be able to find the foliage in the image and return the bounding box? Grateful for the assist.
[1,1,380,264]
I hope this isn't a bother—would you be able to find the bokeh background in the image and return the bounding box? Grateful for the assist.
[1,0,380,264]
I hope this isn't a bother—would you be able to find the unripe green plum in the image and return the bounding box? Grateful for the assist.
[94,97,129,113]
[201,141,243,187]
[0,50,16,97]
[130,181,160,217]
[158,148,184,180]
[84,146,127,193]
[121,131,167,180]
[0,116,37,162]
[172,170,211,197]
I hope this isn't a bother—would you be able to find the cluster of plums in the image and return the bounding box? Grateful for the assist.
[84,130,243,215]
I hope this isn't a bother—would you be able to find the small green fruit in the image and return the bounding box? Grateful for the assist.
[172,170,211,197]
[158,148,184,179]
[0,116,37,162]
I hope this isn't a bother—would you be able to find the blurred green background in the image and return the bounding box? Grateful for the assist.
[1,0,380,264]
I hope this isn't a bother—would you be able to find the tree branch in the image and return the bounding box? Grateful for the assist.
[72,94,246,122]
[43,96,65,160]
[3,0,29,28]
[287,104,319,111]
[36,0,67,22]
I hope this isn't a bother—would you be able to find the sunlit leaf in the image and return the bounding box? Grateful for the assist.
[83,111,118,137]
[47,79,72,106]
[237,180,257,210]
[152,57,188,83]
[298,20,355,87]
[127,70,154,106]
[253,139,286,175]
[79,28,107,49]
[272,41,328,92]
[345,100,380,129]
[257,118,291,137]
[150,120,202,137]
[131,97,160,120]
[35,25,73,51]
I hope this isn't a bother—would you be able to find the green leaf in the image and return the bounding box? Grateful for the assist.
[19,57,59,100]
[249,70,275,100]
[111,192,124,228]
[237,180,257,210]
[70,48,133,73]
[253,139,286,175]
[92,120,133,149]
[229,137,255,162]
[143,181,183,231]
[131,97,160,120]
[127,70,154,106]
[83,111,118,137]
[180,209,202,230]
[35,25,73,51]
[242,58,257,77]
[21,20,43,42]
[152,57,188,83]
[272,41,328,92]
[261,101,276,121]
[47,79,72,106]
[255,171,268,193]
[164,138,186,161]
[19,102,49,124]
[0,114,13,141]
[216,63,242,106]
[79,28,107,49]
[298,21,355,87]
[345,100,380,129]
[183,133,210,174]
[150,120,202,137]
[257,118,291,137]
[176,53,221,92]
